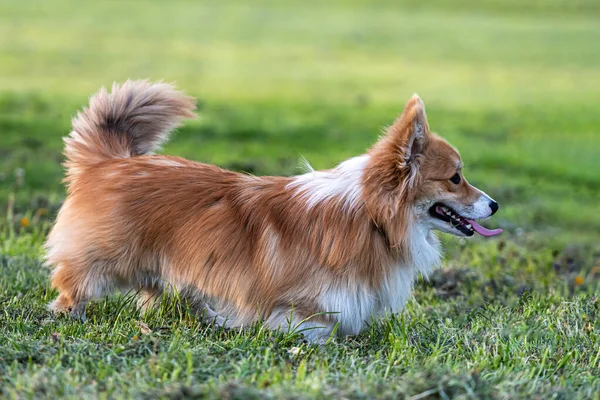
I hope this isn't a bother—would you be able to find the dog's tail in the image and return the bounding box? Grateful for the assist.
[64,80,196,178]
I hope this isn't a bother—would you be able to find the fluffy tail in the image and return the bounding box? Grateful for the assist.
[64,80,196,178]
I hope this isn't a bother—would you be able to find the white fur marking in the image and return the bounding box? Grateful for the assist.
[288,155,369,210]
[297,156,314,173]
[150,158,186,168]
[319,222,441,335]
[470,192,494,219]
[460,191,495,220]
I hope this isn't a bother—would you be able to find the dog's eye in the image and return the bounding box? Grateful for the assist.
[449,173,461,184]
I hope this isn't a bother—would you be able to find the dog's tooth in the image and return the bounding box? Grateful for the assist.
[445,211,451,216]
[466,224,472,229]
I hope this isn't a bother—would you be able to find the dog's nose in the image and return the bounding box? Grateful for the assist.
[489,200,499,215]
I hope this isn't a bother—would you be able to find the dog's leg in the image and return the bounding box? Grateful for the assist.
[203,303,231,327]
[137,288,162,314]
[264,308,336,344]
[48,261,112,321]
[294,319,336,345]
[48,292,88,321]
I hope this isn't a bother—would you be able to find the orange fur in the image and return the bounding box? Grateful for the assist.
[45,81,499,342]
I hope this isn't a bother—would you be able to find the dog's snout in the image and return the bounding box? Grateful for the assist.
[489,200,499,215]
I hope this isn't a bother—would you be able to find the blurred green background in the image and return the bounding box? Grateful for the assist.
[1,0,599,244]
[1,1,600,398]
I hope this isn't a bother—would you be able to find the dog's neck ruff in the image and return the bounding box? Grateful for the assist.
[287,155,369,212]
[288,155,442,335]
[319,221,441,336]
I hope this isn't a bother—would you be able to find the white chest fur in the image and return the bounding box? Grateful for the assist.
[320,224,442,336]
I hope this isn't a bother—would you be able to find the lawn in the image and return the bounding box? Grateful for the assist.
[1,0,599,398]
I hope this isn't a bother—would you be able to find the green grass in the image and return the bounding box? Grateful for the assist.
[1,0,599,398]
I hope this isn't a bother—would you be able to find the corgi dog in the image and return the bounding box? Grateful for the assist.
[45,80,501,342]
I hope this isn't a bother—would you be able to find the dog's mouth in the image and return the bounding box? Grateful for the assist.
[428,203,502,237]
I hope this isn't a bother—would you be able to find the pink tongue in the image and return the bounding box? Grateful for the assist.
[466,219,503,237]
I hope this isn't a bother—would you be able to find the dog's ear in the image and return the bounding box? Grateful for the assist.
[363,95,430,224]
[366,95,430,201]
[386,94,429,164]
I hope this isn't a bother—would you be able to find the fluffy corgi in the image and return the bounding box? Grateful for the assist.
[45,80,501,342]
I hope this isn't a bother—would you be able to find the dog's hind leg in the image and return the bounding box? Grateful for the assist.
[49,292,89,321]
[48,261,113,321]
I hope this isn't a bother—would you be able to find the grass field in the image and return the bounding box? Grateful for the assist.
[1,0,599,398]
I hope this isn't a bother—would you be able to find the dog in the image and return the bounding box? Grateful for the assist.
[45,80,501,342]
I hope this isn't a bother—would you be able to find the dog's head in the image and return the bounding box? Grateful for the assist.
[366,95,501,239]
